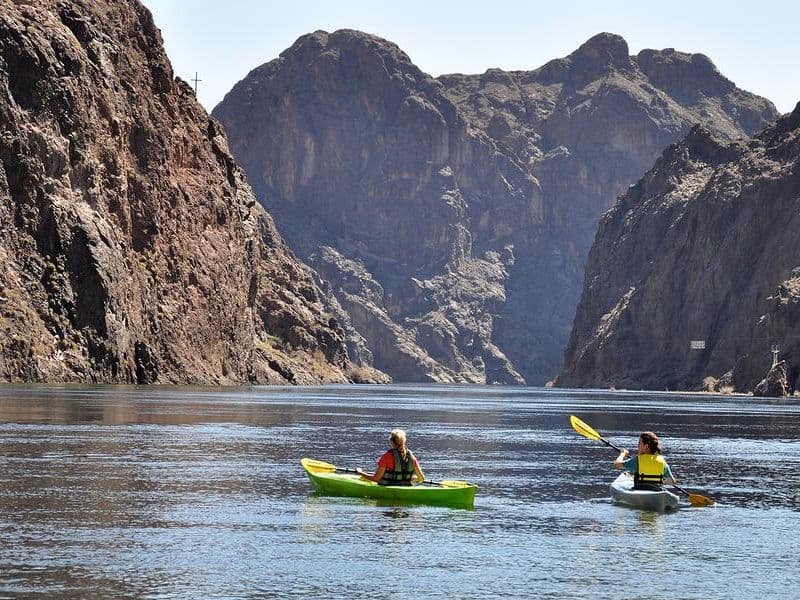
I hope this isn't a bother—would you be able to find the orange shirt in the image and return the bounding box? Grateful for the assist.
[377,449,419,471]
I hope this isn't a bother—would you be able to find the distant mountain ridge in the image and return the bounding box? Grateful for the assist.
[558,104,800,393]
[213,29,777,384]
[0,1,363,384]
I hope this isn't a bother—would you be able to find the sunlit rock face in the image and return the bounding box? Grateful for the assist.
[558,104,800,394]
[0,1,362,384]
[214,29,777,384]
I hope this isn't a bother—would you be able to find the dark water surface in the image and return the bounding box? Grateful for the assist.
[1,384,799,598]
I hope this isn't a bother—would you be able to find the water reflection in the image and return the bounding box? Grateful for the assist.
[1,384,800,597]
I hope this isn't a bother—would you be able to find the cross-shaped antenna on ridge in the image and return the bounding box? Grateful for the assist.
[191,72,202,95]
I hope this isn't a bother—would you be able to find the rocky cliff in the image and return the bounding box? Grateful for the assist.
[0,0,361,384]
[557,104,800,393]
[213,30,777,384]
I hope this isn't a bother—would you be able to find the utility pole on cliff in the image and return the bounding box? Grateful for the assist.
[191,72,202,96]
[772,344,780,368]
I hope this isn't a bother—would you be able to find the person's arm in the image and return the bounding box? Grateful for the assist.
[413,459,425,483]
[613,449,630,469]
[663,462,676,485]
[357,452,390,482]
[356,466,386,483]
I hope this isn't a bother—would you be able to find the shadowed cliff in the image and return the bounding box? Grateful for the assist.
[213,29,777,384]
[558,103,800,393]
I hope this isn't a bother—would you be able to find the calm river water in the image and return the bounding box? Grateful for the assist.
[1,384,799,598]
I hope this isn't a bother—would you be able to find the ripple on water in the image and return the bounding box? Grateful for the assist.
[1,385,800,597]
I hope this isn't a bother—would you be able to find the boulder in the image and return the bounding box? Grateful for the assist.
[754,361,788,398]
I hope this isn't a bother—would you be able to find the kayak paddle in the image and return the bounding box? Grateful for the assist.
[670,482,715,506]
[302,458,473,488]
[569,415,715,507]
[570,415,623,452]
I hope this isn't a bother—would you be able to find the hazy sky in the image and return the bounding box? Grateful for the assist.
[141,0,798,115]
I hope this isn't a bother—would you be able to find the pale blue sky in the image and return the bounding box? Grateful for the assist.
[141,1,798,115]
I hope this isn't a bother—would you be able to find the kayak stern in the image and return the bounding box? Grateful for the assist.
[610,472,680,512]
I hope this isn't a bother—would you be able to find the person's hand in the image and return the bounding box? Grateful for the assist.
[355,468,364,475]
[621,449,630,457]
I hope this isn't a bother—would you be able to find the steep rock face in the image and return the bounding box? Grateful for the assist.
[558,104,800,393]
[214,30,777,384]
[215,29,531,384]
[0,0,356,384]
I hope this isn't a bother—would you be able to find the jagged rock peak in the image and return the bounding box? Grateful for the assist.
[752,100,800,161]
[676,124,730,160]
[637,46,721,72]
[479,68,517,86]
[276,29,330,61]
[281,28,417,70]
[636,47,734,101]
[654,122,757,186]
[788,101,800,127]
[229,28,430,109]
[558,99,800,393]
[768,101,800,136]
[570,32,631,70]
[534,32,633,86]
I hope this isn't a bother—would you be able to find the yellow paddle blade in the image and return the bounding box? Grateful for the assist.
[438,479,474,488]
[687,492,715,507]
[673,483,715,507]
[570,415,602,441]
[301,458,337,472]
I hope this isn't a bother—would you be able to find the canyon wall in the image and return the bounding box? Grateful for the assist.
[214,30,776,384]
[558,105,800,393]
[0,0,362,384]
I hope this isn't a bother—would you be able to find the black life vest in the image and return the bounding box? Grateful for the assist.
[379,449,415,486]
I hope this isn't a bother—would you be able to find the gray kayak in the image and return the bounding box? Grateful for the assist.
[610,472,680,512]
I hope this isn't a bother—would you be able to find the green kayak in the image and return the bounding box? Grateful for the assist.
[301,458,477,509]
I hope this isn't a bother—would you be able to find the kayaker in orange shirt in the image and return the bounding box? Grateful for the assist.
[613,431,676,490]
[356,428,425,486]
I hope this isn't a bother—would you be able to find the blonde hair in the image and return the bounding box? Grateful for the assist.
[389,429,408,455]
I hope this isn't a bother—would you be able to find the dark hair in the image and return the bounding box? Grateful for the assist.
[640,431,662,454]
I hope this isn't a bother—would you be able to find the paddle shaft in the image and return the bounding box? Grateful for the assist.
[338,465,446,486]
[671,482,700,499]
[594,434,624,454]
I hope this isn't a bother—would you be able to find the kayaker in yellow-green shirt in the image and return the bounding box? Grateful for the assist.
[356,428,425,486]
[613,431,676,490]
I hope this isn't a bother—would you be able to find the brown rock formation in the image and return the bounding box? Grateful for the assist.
[558,104,800,393]
[754,361,788,398]
[0,0,360,384]
[213,30,777,384]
